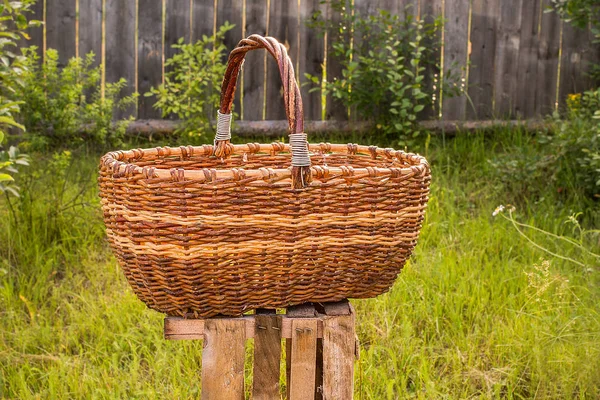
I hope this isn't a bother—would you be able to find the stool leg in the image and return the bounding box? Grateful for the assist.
[322,315,355,400]
[288,319,318,400]
[201,319,246,400]
[252,315,282,400]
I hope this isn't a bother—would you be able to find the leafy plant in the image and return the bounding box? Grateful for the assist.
[18,49,137,150]
[306,1,462,146]
[0,1,38,196]
[489,90,600,200]
[0,132,29,198]
[146,23,234,139]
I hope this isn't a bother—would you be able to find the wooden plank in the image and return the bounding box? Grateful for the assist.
[138,0,163,119]
[419,0,443,119]
[46,0,76,66]
[298,0,325,121]
[322,315,355,400]
[164,316,323,340]
[106,0,137,118]
[514,0,542,118]
[23,0,44,59]
[314,338,324,400]
[467,0,499,119]
[192,0,215,41]
[581,26,600,90]
[397,0,420,20]
[285,338,292,400]
[493,0,523,118]
[242,0,267,121]
[266,0,299,120]
[201,319,246,400]
[324,0,347,120]
[252,315,282,400]
[442,0,469,120]
[288,319,318,400]
[319,300,351,316]
[355,0,396,17]
[559,23,590,106]
[79,0,103,66]
[535,0,562,116]
[165,0,191,62]
[287,303,317,318]
[216,0,243,114]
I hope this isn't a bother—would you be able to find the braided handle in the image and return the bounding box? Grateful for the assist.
[215,34,311,188]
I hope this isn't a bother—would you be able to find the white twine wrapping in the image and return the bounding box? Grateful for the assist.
[289,133,311,167]
[215,111,232,142]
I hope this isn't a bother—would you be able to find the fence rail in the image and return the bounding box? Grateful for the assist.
[26,0,600,122]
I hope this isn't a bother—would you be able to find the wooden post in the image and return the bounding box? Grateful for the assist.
[201,319,246,400]
[252,314,282,400]
[164,300,356,399]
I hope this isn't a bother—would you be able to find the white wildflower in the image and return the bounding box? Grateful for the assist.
[492,205,505,217]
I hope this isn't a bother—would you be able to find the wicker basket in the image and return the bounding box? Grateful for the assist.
[99,35,431,318]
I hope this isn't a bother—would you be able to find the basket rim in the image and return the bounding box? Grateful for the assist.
[100,142,430,183]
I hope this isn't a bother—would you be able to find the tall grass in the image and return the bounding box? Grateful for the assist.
[1,128,599,398]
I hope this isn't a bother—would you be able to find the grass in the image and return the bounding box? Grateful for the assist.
[1,127,599,399]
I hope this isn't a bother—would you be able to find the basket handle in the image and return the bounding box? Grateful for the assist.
[215,34,311,189]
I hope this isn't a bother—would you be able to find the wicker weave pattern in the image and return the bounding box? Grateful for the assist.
[98,35,431,317]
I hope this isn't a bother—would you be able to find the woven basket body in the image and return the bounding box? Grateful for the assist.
[99,35,431,317]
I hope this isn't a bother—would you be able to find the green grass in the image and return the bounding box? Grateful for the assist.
[1,128,599,399]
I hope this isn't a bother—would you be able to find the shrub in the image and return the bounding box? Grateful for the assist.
[306,1,462,146]
[0,133,29,198]
[146,23,234,139]
[489,90,600,200]
[0,1,38,195]
[18,49,137,150]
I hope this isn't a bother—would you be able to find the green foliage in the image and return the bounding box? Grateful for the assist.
[146,23,234,140]
[18,49,137,150]
[306,1,462,146]
[0,137,29,198]
[551,0,600,83]
[0,1,38,195]
[489,91,600,200]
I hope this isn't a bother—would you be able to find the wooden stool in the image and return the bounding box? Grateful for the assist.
[164,300,358,399]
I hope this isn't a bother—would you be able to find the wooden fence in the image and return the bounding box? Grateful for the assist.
[25,0,600,122]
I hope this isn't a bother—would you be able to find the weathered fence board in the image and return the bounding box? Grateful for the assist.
[494,0,523,118]
[165,0,192,62]
[560,23,591,105]
[216,0,243,114]
[467,0,499,119]
[138,0,163,119]
[79,0,102,67]
[420,0,443,119]
[192,0,215,41]
[26,0,44,59]
[106,0,137,118]
[30,0,600,122]
[242,0,267,121]
[515,0,542,118]
[535,0,562,116]
[266,0,299,121]
[298,0,325,121]
[46,0,76,66]
[325,0,348,121]
[442,0,470,120]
